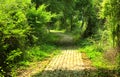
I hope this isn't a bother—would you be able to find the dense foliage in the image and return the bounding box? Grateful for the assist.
[100,0,120,49]
[100,0,120,74]
[0,0,30,76]
[0,0,56,76]
[0,0,120,76]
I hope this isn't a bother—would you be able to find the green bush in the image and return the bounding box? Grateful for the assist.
[26,4,56,45]
[19,45,59,66]
[0,0,31,76]
[0,0,55,76]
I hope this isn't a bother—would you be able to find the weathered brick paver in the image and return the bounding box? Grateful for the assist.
[40,48,85,77]
[45,49,84,70]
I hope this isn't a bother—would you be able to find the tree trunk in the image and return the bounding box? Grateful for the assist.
[82,17,94,38]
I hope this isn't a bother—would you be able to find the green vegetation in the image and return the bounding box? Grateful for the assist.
[0,0,120,76]
[0,0,58,76]
[79,39,116,68]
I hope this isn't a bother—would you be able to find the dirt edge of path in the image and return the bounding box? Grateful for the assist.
[81,52,95,69]
[17,57,53,77]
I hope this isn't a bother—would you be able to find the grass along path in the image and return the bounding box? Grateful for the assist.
[17,60,50,77]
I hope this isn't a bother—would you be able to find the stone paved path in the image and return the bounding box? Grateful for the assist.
[45,49,84,70]
[39,48,85,77]
[37,33,88,77]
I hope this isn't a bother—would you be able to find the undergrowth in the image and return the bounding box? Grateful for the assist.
[78,38,116,69]
[19,45,59,66]
[80,45,105,68]
[16,44,60,76]
[78,38,119,76]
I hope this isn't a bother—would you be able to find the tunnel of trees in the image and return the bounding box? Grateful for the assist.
[0,0,120,76]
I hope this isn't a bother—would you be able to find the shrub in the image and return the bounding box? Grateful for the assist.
[26,4,56,45]
[0,0,30,76]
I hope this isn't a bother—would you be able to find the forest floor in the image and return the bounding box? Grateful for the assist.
[17,31,94,77]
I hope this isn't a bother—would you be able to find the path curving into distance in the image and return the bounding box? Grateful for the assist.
[33,32,92,77]
[19,31,94,77]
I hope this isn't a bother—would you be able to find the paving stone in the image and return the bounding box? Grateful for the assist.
[41,48,85,77]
